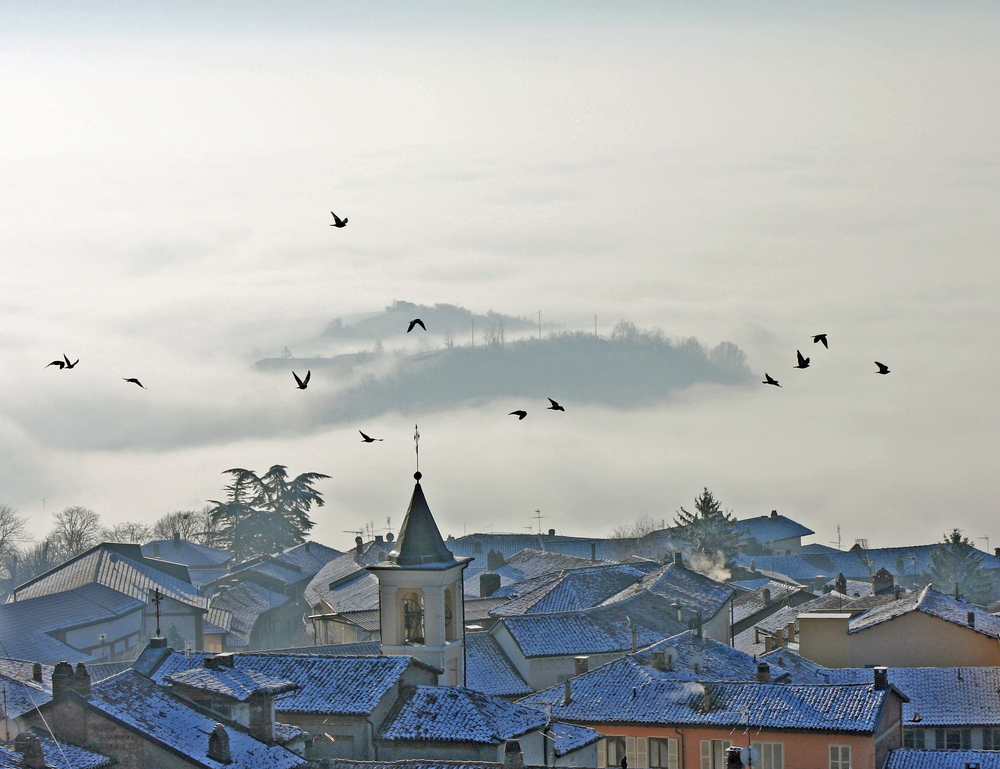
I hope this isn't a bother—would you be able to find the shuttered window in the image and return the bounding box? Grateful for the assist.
[649,738,678,769]
[750,742,784,769]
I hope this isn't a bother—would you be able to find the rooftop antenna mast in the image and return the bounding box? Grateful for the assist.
[533,509,544,535]
[830,525,842,551]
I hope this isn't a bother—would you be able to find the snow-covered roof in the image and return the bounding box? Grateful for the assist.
[377,685,547,744]
[447,534,612,571]
[83,670,306,769]
[0,730,112,769]
[736,514,814,544]
[0,659,53,719]
[848,585,1000,637]
[550,722,602,756]
[167,665,299,701]
[0,593,113,664]
[10,544,206,611]
[464,632,532,698]
[884,749,1000,769]
[630,630,793,683]
[206,580,289,647]
[731,581,803,625]
[305,552,372,606]
[141,539,234,568]
[151,651,432,715]
[462,548,616,598]
[490,564,647,617]
[521,675,891,733]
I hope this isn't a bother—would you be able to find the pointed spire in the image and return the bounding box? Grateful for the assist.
[389,473,458,567]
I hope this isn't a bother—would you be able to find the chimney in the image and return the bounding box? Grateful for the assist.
[770,510,777,518]
[73,663,91,698]
[173,532,180,547]
[591,542,597,562]
[894,585,901,599]
[955,582,960,600]
[32,662,43,683]
[574,656,589,676]
[374,535,383,545]
[152,542,160,557]
[504,740,525,769]
[304,541,311,552]
[672,602,683,623]
[762,588,771,605]
[673,552,683,568]
[51,661,74,700]
[774,627,784,647]
[651,650,666,670]
[695,611,702,639]
[13,734,45,769]
[835,573,847,595]
[873,667,888,691]
[354,535,364,563]
[700,687,713,713]
[995,547,1000,558]
[872,568,894,596]
[813,575,826,592]
[786,622,795,642]
[756,663,771,683]
[548,528,556,537]
[763,635,774,653]
[968,611,976,629]
[487,549,505,571]
[248,694,275,742]
[631,626,638,653]
[207,724,232,764]
[480,572,502,598]
[563,679,572,705]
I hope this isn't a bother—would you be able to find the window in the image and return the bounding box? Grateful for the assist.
[598,737,643,768]
[829,746,851,769]
[649,738,678,769]
[750,742,784,769]
[984,728,1000,750]
[902,729,925,749]
[700,740,731,769]
[602,737,627,769]
[935,728,971,750]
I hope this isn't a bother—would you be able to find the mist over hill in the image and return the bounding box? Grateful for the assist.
[260,325,753,423]
[323,300,536,343]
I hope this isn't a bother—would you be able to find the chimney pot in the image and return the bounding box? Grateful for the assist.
[995,547,1000,558]
[14,733,45,769]
[770,510,777,518]
[152,542,160,557]
[548,528,556,537]
[774,627,784,646]
[574,656,589,676]
[756,662,771,683]
[631,626,638,653]
[873,666,888,691]
[32,662,43,683]
[968,611,976,628]
[51,661,74,700]
[173,532,180,546]
[762,588,771,605]
[207,723,232,764]
[563,679,572,705]
[786,622,795,641]
[695,611,703,639]
[504,740,524,769]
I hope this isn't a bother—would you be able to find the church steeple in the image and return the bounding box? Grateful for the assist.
[368,469,472,686]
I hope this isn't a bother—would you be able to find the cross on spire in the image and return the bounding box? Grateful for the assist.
[149,588,163,637]
[414,424,420,474]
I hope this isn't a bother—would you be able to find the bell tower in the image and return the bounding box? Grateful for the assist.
[368,469,471,686]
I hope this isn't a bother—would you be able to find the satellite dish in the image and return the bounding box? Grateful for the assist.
[740,747,760,767]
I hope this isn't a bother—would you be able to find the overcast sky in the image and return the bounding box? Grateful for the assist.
[2,2,999,553]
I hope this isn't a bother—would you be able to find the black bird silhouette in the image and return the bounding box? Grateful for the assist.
[407,319,426,333]
[547,398,565,412]
[813,334,828,349]
[509,410,527,420]
[762,373,781,387]
[123,378,146,389]
[329,212,348,228]
[794,350,810,369]
[359,431,382,443]
[875,361,890,375]
[63,354,79,369]
[293,371,311,390]
[46,359,65,369]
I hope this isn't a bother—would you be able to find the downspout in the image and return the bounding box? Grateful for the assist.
[669,727,685,769]
[366,716,379,760]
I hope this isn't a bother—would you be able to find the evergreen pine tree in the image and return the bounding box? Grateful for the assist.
[924,528,997,604]
[673,488,741,569]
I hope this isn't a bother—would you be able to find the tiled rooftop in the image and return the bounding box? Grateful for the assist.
[849,585,1000,637]
[378,686,547,744]
[0,730,112,768]
[464,632,532,698]
[490,564,647,617]
[167,665,299,701]
[86,670,306,768]
[141,539,234,568]
[0,659,53,719]
[550,722,602,756]
[207,580,289,647]
[884,749,1000,768]
[736,514,814,543]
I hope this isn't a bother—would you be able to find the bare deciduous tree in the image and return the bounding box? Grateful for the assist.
[50,506,102,560]
[151,509,210,542]
[99,521,152,544]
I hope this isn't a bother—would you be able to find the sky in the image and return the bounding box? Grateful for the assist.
[2,1,999,554]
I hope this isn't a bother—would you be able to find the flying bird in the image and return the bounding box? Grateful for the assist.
[762,373,781,387]
[123,378,146,389]
[509,410,527,420]
[812,334,828,349]
[794,350,810,369]
[63,354,79,369]
[329,212,348,228]
[293,371,311,390]
[46,359,65,369]
[875,361,890,375]
[359,431,382,443]
[407,319,426,333]
[547,398,565,412]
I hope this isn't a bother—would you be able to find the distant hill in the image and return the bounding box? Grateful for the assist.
[299,330,754,422]
[322,300,535,341]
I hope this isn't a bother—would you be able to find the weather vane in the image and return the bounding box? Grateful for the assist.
[149,587,163,637]
[414,424,420,474]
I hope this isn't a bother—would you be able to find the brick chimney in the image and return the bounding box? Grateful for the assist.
[504,740,524,769]
[872,568,894,596]
[774,627,784,647]
[834,573,847,595]
[51,661,75,700]
[72,663,91,698]
[207,723,232,764]
[756,663,771,683]
[13,733,45,769]
[873,667,888,691]
[480,572,501,598]
[574,656,589,675]
[248,693,275,742]
[786,622,795,642]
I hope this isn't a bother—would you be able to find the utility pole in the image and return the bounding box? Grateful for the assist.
[537,311,542,340]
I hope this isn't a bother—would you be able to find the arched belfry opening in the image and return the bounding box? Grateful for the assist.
[368,471,471,686]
